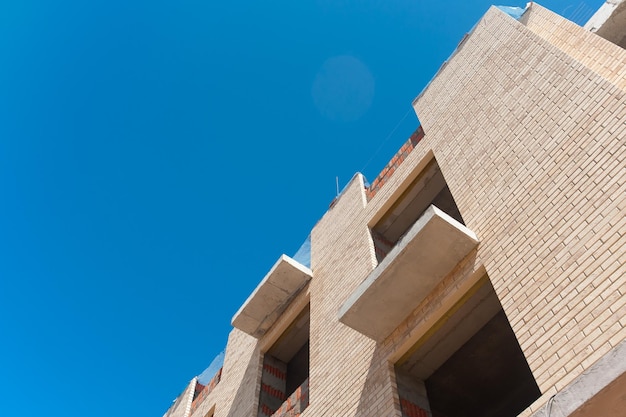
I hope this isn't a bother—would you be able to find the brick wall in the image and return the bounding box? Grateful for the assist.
[399,399,429,417]
[258,356,288,417]
[395,369,431,417]
[520,3,626,90]
[190,368,222,416]
[164,378,197,417]
[270,378,309,417]
[366,126,425,201]
[188,329,261,417]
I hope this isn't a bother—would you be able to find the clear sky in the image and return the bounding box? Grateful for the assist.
[0,1,604,416]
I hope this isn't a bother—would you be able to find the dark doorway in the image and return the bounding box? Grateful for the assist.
[395,279,541,417]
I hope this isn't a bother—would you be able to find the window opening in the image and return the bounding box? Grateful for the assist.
[371,158,464,263]
[258,305,310,417]
[394,279,540,417]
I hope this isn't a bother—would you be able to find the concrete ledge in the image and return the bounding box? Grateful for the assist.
[528,339,626,417]
[338,205,479,341]
[232,255,312,338]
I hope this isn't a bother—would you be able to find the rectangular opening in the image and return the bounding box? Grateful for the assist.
[394,278,541,417]
[371,158,464,263]
[258,305,310,417]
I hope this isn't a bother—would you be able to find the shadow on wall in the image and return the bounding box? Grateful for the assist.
[223,340,263,417]
[353,343,397,417]
[351,251,474,417]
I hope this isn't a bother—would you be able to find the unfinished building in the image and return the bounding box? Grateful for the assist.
[165,2,626,417]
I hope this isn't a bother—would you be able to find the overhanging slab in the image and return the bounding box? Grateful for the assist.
[232,255,312,338]
[338,205,479,341]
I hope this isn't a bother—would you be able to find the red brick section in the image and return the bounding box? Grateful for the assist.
[258,357,288,417]
[261,382,287,402]
[399,398,428,417]
[366,126,425,201]
[263,363,287,381]
[270,378,309,417]
[371,229,395,262]
[193,382,205,398]
[190,368,222,415]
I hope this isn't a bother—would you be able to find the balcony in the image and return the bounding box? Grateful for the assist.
[338,205,479,341]
[232,255,312,338]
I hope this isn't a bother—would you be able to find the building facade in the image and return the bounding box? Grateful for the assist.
[166,3,625,417]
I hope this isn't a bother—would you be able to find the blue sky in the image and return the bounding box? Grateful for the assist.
[0,1,603,415]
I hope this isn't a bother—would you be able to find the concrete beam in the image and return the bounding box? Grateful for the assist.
[338,205,479,341]
[232,255,312,338]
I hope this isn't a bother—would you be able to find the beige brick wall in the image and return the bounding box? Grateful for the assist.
[185,5,625,417]
[521,3,626,90]
[308,174,384,416]
[164,378,196,417]
[188,328,261,417]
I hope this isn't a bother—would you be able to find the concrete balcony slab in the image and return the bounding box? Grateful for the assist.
[338,205,479,341]
[232,255,312,338]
